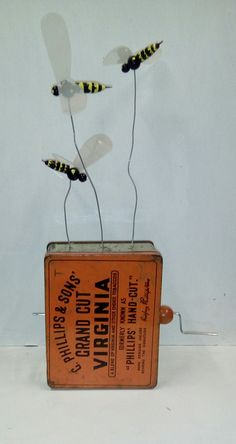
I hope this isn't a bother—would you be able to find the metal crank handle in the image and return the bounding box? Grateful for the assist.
[159,305,218,336]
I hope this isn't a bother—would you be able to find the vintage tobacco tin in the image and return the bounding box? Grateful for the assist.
[44,241,165,389]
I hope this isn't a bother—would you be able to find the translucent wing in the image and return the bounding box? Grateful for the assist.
[41,13,87,114]
[73,134,112,171]
[41,13,71,82]
[103,46,132,65]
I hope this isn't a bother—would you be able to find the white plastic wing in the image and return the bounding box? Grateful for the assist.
[41,13,87,114]
[103,46,132,65]
[73,134,112,171]
[41,13,71,82]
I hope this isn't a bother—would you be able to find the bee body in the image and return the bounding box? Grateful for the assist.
[51,80,111,97]
[75,81,109,93]
[43,159,86,182]
[137,43,158,62]
[44,159,69,173]
[122,41,163,73]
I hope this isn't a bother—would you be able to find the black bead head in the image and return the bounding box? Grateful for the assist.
[121,63,130,73]
[78,173,87,182]
[51,85,59,96]
[67,168,80,181]
[129,55,141,70]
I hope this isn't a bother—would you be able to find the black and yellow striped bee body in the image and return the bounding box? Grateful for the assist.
[43,159,87,182]
[75,81,111,93]
[44,159,69,174]
[51,80,111,97]
[122,41,163,73]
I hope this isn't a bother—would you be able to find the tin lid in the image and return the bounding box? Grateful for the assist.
[47,241,157,254]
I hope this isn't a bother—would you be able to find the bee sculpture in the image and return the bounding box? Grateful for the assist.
[43,134,112,182]
[43,158,87,182]
[51,79,111,98]
[103,40,163,73]
[41,14,112,113]
[103,40,163,244]
[121,41,163,73]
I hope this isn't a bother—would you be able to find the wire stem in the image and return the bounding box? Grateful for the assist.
[127,70,138,245]
[68,99,104,250]
[64,179,72,248]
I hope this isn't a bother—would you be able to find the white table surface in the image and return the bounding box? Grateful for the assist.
[0,346,235,444]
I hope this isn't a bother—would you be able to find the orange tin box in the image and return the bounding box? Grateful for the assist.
[44,241,166,389]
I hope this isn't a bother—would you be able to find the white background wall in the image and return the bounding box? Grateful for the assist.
[0,0,235,345]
